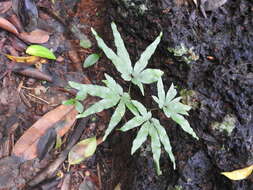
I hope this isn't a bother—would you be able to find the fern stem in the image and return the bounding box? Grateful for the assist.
[128,83,132,94]
[149,108,159,112]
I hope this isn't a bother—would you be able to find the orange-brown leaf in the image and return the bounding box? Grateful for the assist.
[19,29,50,44]
[0,17,19,35]
[12,105,78,161]
[5,54,41,64]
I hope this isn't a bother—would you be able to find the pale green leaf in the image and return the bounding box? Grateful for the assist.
[77,98,118,118]
[131,78,145,95]
[137,69,164,84]
[157,78,165,108]
[83,54,100,68]
[68,81,113,99]
[76,90,87,101]
[131,100,148,116]
[111,22,133,75]
[103,100,126,141]
[75,101,84,113]
[80,39,92,49]
[165,83,177,103]
[151,118,176,169]
[149,125,162,175]
[26,45,56,60]
[62,99,76,105]
[125,101,139,116]
[119,116,146,132]
[166,101,191,116]
[170,113,198,139]
[68,81,84,90]
[68,137,97,165]
[91,27,131,81]
[131,121,149,154]
[133,32,162,74]
[152,96,160,105]
[137,82,144,95]
[167,96,182,105]
[104,74,123,95]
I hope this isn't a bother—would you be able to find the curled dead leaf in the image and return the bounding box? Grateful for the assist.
[19,29,50,44]
[221,164,253,180]
[13,64,53,82]
[68,137,97,165]
[12,105,78,161]
[0,17,19,35]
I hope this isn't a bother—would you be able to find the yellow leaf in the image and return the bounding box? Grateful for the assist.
[5,54,45,64]
[221,164,253,180]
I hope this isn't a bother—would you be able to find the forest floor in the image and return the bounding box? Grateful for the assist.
[0,0,252,189]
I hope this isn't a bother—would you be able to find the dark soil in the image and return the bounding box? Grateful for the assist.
[0,0,252,189]
[105,0,253,189]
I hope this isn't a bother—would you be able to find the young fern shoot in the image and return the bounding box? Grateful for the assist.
[68,74,137,141]
[152,78,199,139]
[64,22,199,175]
[119,100,176,174]
[91,22,163,95]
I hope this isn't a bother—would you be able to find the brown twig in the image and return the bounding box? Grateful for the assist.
[27,92,50,104]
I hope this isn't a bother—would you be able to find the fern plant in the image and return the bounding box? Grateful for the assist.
[91,23,163,95]
[64,22,198,175]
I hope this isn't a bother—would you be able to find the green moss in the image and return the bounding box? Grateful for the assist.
[116,0,149,15]
[180,89,199,110]
[211,114,236,136]
[168,43,199,64]
[167,185,183,190]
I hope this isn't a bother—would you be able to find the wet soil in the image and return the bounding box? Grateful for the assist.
[106,0,253,189]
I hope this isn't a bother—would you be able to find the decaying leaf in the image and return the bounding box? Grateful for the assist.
[0,17,19,35]
[221,165,253,180]
[13,65,53,82]
[26,45,56,60]
[114,183,121,190]
[0,1,12,14]
[79,175,99,190]
[0,156,25,189]
[5,54,42,64]
[19,29,50,44]
[68,137,97,165]
[12,105,78,161]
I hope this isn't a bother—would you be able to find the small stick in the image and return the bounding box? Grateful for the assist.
[27,92,50,104]
[97,164,102,190]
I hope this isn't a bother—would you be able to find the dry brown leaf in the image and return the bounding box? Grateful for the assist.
[0,1,12,14]
[19,29,50,44]
[0,17,19,35]
[12,105,78,161]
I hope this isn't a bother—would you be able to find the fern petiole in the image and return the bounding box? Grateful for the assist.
[128,83,132,94]
[149,108,159,112]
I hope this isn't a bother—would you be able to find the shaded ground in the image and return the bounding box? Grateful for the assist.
[107,0,253,189]
[0,0,252,189]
